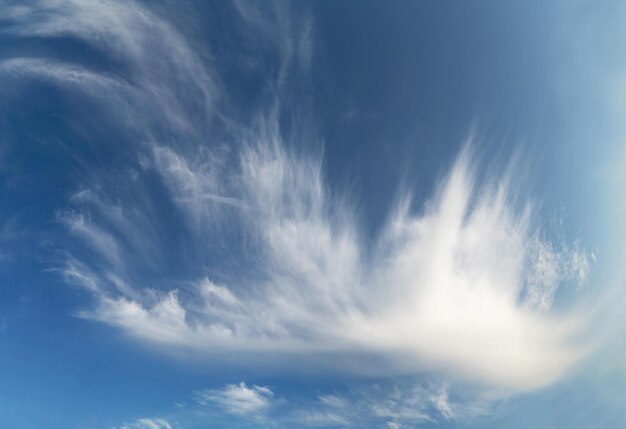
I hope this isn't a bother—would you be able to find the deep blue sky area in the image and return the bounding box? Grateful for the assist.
[0,1,625,428]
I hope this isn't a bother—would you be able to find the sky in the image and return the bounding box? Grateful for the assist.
[0,1,625,428]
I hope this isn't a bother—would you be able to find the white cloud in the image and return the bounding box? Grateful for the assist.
[430,388,454,420]
[63,141,590,391]
[282,381,494,427]
[1,0,594,399]
[0,0,215,142]
[0,57,127,94]
[151,381,469,428]
[196,382,274,416]
[57,209,123,267]
[120,417,172,429]
[151,145,248,226]
[232,1,314,92]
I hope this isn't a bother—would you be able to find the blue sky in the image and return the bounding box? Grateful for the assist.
[0,1,625,428]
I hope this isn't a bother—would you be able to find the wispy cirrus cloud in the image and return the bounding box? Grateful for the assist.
[62,139,591,392]
[172,379,499,428]
[0,0,593,407]
[196,382,274,417]
[120,417,172,429]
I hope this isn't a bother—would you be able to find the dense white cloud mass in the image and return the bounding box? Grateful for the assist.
[0,0,593,396]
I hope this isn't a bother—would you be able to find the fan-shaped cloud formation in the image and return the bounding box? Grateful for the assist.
[0,0,592,394]
[67,141,589,391]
